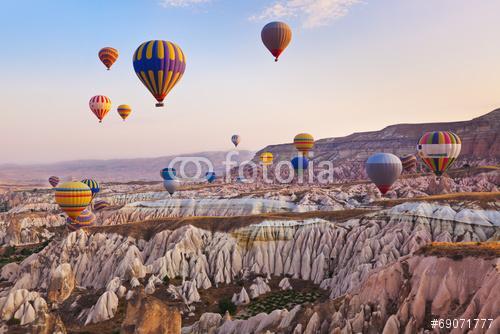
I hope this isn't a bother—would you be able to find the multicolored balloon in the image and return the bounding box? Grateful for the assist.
[81,179,100,198]
[261,21,292,62]
[260,152,273,166]
[294,133,314,154]
[89,95,112,123]
[93,200,110,211]
[163,179,178,195]
[205,172,216,183]
[291,156,309,171]
[417,131,462,176]
[133,40,186,107]
[160,168,176,180]
[400,154,417,173]
[98,47,119,70]
[231,135,241,147]
[55,181,92,220]
[48,176,60,188]
[366,153,402,195]
[66,208,96,231]
[117,105,132,121]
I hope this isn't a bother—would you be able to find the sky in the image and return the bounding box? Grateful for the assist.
[1,0,500,164]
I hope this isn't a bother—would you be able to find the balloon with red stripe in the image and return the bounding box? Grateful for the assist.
[98,47,119,70]
[417,131,461,176]
[89,95,112,123]
[261,21,292,62]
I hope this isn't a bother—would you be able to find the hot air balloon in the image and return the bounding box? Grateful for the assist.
[163,180,178,195]
[261,21,292,62]
[133,40,186,107]
[294,133,314,154]
[66,208,96,231]
[260,152,273,166]
[93,200,110,212]
[98,47,119,70]
[366,153,402,195]
[117,105,132,121]
[231,135,241,147]
[417,131,462,176]
[55,181,92,220]
[81,179,100,198]
[160,168,176,180]
[291,156,309,171]
[400,154,417,173]
[89,95,112,123]
[205,172,216,183]
[48,176,60,188]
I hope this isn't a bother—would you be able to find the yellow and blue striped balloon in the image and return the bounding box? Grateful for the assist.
[81,179,100,198]
[133,40,186,107]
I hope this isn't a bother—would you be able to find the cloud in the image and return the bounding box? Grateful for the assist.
[160,0,211,7]
[250,0,360,28]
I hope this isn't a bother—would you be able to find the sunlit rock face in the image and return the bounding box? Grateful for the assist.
[7,204,497,297]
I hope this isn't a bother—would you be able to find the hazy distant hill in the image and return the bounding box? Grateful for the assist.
[0,151,254,184]
[256,108,500,166]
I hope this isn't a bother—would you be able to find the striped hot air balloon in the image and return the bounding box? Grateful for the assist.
[417,131,461,176]
[93,200,110,211]
[163,179,178,195]
[81,179,100,198]
[117,105,132,121]
[366,153,402,195]
[66,208,96,231]
[55,181,92,220]
[98,47,119,70]
[261,21,292,62]
[89,95,112,123]
[400,154,417,173]
[133,40,186,107]
[48,176,60,188]
[260,152,274,166]
[231,135,241,147]
[294,133,314,154]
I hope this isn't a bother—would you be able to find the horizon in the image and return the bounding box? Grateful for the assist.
[2,0,500,164]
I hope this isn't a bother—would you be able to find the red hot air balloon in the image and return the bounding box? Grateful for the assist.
[89,95,112,123]
[98,47,119,70]
[261,22,292,62]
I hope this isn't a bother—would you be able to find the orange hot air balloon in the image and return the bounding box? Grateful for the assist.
[98,47,119,70]
[117,104,132,121]
[89,95,112,123]
[261,22,292,62]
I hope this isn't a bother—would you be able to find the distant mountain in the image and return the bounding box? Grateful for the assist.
[256,109,500,166]
[0,151,255,183]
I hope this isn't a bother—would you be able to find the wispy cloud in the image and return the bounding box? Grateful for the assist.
[250,0,360,28]
[159,0,211,7]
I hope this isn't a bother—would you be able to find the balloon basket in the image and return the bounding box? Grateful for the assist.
[156,103,164,108]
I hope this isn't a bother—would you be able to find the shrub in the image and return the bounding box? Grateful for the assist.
[218,297,236,316]
[162,275,170,285]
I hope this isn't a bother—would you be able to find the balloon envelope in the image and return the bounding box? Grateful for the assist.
[231,135,241,147]
[417,131,461,176]
[98,47,119,70]
[163,179,178,195]
[66,208,96,230]
[133,40,186,107]
[89,95,112,123]
[117,104,132,121]
[366,153,402,194]
[161,168,176,180]
[48,176,60,188]
[205,172,216,183]
[291,156,309,171]
[400,154,417,173]
[93,200,110,211]
[294,133,314,153]
[81,179,100,198]
[261,21,292,61]
[55,181,92,220]
[260,152,274,166]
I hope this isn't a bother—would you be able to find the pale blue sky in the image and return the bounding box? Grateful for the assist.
[1,0,499,163]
